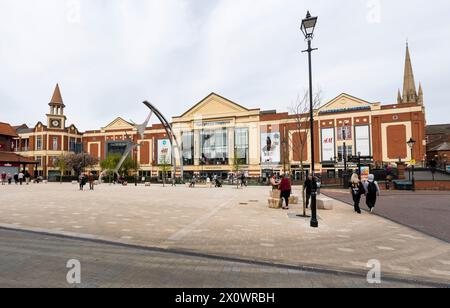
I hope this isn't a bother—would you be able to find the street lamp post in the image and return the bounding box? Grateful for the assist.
[301,11,319,228]
[407,138,416,192]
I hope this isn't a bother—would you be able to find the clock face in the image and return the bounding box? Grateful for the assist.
[51,120,61,128]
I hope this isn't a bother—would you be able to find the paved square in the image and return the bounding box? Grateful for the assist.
[1,183,449,285]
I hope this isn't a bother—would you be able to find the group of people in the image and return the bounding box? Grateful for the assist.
[270,172,381,214]
[1,171,31,185]
[78,173,95,191]
[349,173,380,214]
[270,174,292,210]
[188,174,224,188]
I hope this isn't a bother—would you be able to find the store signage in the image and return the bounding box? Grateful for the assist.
[321,128,335,162]
[319,106,371,115]
[195,120,231,127]
[0,163,19,167]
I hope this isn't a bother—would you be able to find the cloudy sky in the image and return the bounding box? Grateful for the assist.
[1,0,449,131]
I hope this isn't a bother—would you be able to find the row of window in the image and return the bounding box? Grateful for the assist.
[14,137,79,152]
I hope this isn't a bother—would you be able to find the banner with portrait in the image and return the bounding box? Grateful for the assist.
[261,132,281,164]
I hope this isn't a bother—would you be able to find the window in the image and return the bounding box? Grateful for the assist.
[337,126,352,141]
[35,156,42,167]
[36,137,42,151]
[51,156,58,166]
[234,128,249,165]
[181,132,194,166]
[52,137,58,151]
[338,145,353,162]
[200,128,228,165]
[139,171,151,178]
[69,138,76,152]
[23,139,29,151]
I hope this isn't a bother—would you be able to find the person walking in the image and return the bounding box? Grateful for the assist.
[88,173,95,191]
[349,173,364,214]
[1,172,6,185]
[279,174,292,210]
[240,173,247,187]
[303,175,314,209]
[190,175,196,188]
[7,173,12,185]
[364,174,381,213]
[18,171,24,185]
[25,171,31,185]
[79,174,86,191]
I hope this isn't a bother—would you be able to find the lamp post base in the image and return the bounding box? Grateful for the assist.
[310,192,319,228]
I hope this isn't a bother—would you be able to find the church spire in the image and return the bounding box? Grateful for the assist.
[418,82,424,104]
[398,42,422,104]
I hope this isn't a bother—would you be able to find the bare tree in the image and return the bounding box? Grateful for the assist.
[288,89,322,217]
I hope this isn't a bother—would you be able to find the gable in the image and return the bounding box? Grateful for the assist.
[103,117,134,131]
[319,93,372,114]
[180,93,250,118]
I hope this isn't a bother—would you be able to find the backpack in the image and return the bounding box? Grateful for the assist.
[367,181,377,195]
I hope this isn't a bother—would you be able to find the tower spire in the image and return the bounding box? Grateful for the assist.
[401,42,418,104]
[49,83,65,106]
[418,82,424,104]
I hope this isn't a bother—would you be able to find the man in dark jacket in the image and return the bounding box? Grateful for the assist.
[303,175,317,209]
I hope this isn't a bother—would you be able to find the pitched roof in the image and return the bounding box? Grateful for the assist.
[0,152,36,164]
[426,124,450,135]
[49,83,65,106]
[178,92,253,118]
[429,142,450,152]
[0,122,18,137]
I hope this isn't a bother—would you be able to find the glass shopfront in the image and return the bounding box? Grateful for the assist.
[234,127,249,165]
[200,128,228,165]
[181,131,194,166]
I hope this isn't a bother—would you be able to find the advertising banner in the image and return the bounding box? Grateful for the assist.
[157,139,172,165]
[321,128,335,162]
[360,166,370,182]
[261,132,281,164]
[355,125,371,156]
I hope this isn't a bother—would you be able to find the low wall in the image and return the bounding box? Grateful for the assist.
[415,181,450,191]
[379,181,450,191]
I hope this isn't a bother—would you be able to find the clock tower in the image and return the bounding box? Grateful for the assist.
[46,83,67,129]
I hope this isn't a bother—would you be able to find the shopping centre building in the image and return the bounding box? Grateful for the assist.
[8,45,427,179]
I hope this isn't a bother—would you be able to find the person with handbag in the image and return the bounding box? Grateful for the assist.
[349,173,365,214]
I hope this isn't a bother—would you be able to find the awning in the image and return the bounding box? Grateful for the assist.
[0,152,37,164]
